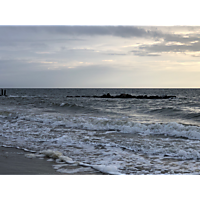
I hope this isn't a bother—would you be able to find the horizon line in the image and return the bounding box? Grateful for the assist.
[1,87,200,89]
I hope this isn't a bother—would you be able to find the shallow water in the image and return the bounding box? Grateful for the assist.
[1,88,200,174]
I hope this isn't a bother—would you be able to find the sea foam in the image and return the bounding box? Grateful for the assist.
[40,149,74,163]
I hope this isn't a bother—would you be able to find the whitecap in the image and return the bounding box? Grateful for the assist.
[91,164,122,175]
[60,103,66,107]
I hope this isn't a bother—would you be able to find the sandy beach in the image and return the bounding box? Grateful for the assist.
[0,146,62,175]
[0,146,104,175]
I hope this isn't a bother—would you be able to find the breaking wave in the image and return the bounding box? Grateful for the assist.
[2,112,200,174]
[8,113,200,140]
[65,118,200,140]
[51,101,94,111]
[59,102,84,109]
[149,107,182,114]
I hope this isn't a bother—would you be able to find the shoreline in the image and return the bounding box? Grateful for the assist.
[0,146,104,175]
[0,146,61,175]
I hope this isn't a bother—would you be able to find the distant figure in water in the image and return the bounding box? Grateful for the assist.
[0,89,7,96]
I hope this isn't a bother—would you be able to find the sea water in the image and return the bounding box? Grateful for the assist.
[1,88,200,174]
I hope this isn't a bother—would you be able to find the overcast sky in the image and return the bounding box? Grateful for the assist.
[1,26,200,88]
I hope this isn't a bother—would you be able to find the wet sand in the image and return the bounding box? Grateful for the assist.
[0,146,104,175]
[0,146,61,175]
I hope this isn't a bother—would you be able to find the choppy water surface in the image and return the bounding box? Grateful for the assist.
[1,88,200,174]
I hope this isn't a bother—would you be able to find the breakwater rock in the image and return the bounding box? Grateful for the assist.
[66,93,176,99]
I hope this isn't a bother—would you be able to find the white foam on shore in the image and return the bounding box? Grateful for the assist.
[25,153,37,159]
[40,149,74,164]
[91,164,122,175]
[25,148,196,175]
[77,161,122,175]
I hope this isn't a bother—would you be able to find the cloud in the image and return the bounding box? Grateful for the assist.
[140,41,200,53]
[130,50,161,56]
[0,62,121,87]
[0,26,164,39]
[2,26,200,57]
[2,26,200,87]
[105,53,127,56]
[46,26,153,38]
[69,47,96,51]
[0,58,57,74]
[1,26,200,44]
[130,35,200,56]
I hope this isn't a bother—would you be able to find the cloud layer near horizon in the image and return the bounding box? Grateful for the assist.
[1,26,200,88]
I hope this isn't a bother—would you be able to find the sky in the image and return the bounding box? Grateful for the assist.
[1,25,200,88]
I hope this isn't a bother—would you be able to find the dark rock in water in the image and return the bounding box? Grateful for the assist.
[66,93,176,99]
[148,95,158,99]
[115,93,134,98]
[119,94,128,98]
[101,93,111,98]
[119,94,126,98]
[126,94,133,98]
[107,93,111,97]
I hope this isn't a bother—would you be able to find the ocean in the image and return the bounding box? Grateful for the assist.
[1,88,200,175]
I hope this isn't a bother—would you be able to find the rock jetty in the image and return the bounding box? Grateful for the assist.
[66,93,176,99]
